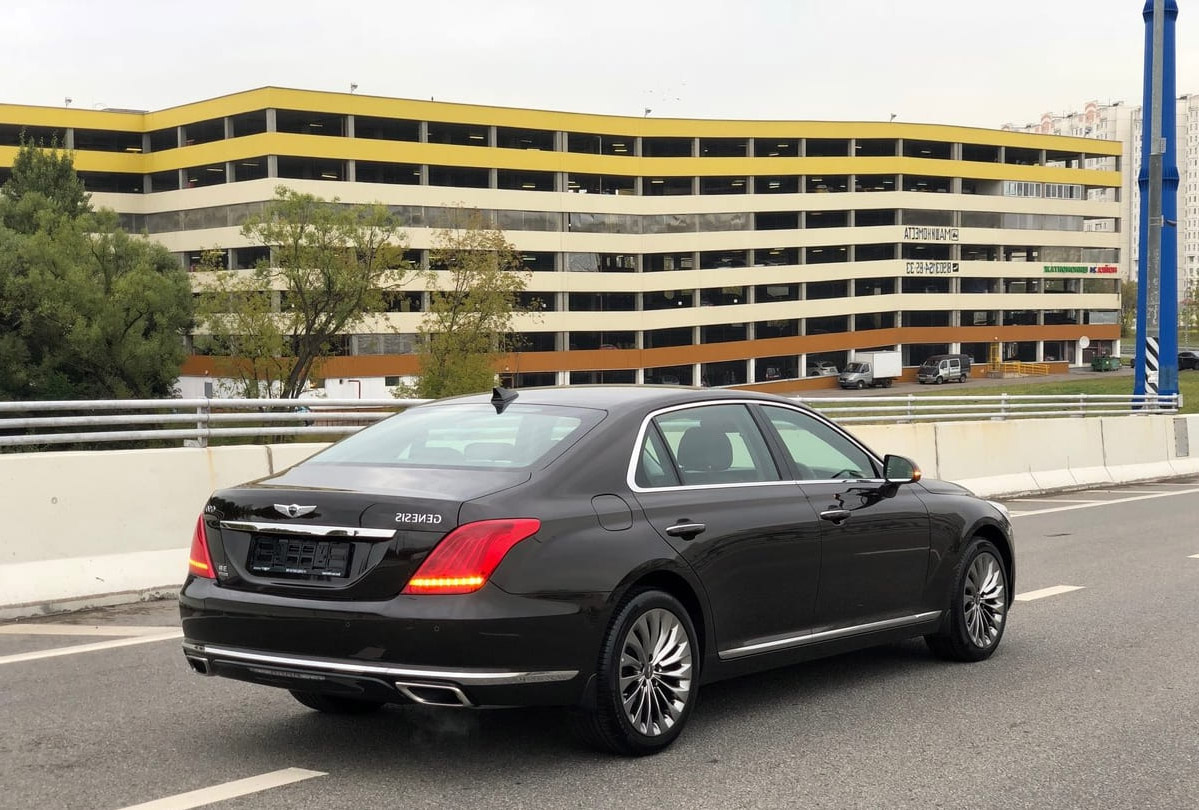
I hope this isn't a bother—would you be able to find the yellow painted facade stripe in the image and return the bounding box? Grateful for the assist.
[0,86,1122,152]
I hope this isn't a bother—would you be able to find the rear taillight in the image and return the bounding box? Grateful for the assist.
[188,515,216,579]
[403,518,541,595]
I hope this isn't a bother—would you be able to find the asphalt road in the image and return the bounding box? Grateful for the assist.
[3,477,1198,809]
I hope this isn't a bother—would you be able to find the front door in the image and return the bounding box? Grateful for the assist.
[755,405,932,629]
[631,402,822,652]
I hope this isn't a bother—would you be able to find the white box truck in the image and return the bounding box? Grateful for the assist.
[838,350,902,389]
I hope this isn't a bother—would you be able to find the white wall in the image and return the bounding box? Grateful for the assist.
[0,442,327,618]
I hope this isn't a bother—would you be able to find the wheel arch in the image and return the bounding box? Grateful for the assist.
[612,567,710,669]
[969,520,1016,603]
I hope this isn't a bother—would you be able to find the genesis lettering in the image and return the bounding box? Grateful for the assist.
[395,513,444,525]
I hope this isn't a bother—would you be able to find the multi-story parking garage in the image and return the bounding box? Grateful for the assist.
[0,87,1125,394]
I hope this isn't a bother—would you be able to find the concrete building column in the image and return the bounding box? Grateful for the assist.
[176,125,187,189]
[142,133,153,193]
[223,117,234,183]
[417,122,430,185]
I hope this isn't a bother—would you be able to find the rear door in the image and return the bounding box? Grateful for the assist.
[756,405,931,629]
[630,402,822,653]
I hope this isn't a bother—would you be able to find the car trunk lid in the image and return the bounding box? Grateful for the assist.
[201,464,529,600]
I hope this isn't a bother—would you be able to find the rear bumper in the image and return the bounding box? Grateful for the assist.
[181,641,585,708]
[179,576,603,708]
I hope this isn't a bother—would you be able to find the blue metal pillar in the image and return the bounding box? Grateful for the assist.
[1133,1,1154,397]
[1158,0,1180,397]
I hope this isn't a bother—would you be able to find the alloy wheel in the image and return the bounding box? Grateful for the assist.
[963,551,1006,648]
[618,608,693,737]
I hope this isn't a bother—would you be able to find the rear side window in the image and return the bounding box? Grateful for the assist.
[760,406,878,480]
[309,403,603,469]
[647,403,780,486]
[635,427,680,488]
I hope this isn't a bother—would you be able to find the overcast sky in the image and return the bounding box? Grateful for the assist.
[4,0,1196,129]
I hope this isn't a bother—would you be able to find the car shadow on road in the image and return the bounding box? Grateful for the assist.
[208,639,954,767]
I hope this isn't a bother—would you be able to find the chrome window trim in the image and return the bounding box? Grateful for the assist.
[626,398,885,494]
[218,520,396,540]
[182,642,577,686]
[718,610,942,660]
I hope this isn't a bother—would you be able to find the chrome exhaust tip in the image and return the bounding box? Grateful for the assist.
[394,680,472,707]
[185,655,212,675]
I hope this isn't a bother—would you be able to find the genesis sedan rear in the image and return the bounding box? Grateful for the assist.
[180,386,1014,755]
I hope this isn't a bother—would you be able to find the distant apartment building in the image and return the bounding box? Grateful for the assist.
[1005,95,1199,301]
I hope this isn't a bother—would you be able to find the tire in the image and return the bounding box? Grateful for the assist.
[856,380,866,390]
[289,690,386,714]
[573,589,699,756]
[934,376,944,385]
[959,374,968,383]
[882,378,893,388]
[925,538,1009,662]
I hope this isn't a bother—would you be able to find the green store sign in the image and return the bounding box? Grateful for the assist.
[1043,265,1119,275]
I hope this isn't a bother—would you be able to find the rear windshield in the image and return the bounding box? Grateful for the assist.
[307,403,604,469]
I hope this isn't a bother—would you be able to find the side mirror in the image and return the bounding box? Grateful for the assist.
[883,454,921,485]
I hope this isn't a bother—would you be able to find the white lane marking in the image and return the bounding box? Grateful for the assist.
[1086,490,1169,495]
[117,768,325,810]
[0,624,179,637]
[1008,498,1105,504]
[1190,554,1199,559]
[1009,487,1199,517]
[1015,585,1085,602]
[0,630,182,665]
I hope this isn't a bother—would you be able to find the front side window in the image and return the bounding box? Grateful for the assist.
[648,404,780,486]
[760,406,877,481]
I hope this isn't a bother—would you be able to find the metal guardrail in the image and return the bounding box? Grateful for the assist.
[793,393,1181,423]
[0,398,426,447]
[0,392,1182,448]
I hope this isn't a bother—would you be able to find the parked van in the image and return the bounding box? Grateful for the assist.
[916,354,971,384]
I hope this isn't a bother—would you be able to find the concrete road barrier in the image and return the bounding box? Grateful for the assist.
[0,443,325,619]
[2,414,1196,617]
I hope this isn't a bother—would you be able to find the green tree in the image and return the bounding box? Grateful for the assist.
[1181,278,1199,344]
[231,186,412,398]
[1,136,90,233]
[0,143,192,400]
[1120,276,1138,338]
[191,250,291,397]
[414,209,531,399]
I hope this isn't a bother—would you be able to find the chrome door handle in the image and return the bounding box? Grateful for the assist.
[665,522,706,539]
[819,509,852,525]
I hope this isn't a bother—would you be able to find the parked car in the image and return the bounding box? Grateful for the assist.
[807,360,839,377]
[180,386,1015,756]
[916,354,972,384]
[1179,351,1199,370]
